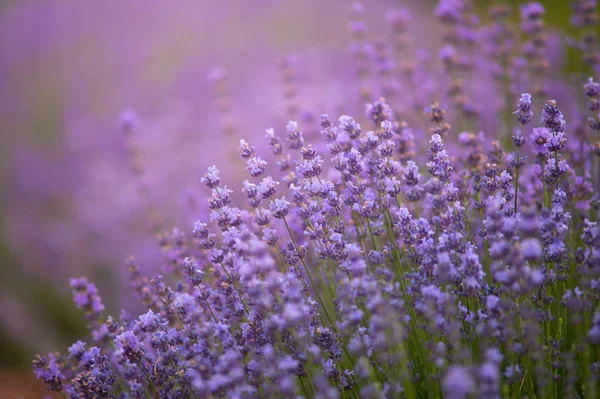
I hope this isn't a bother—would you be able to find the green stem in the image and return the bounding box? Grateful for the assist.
[218,262,249,315]
[205,299,218,325]
[476,191,491,285]
[282,216,335,328]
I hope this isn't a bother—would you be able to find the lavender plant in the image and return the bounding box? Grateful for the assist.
[29,1,600,399]
[33,93,600,397]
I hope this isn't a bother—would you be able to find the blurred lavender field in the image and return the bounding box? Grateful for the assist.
[0,0,418,366]
[0,0,594,397]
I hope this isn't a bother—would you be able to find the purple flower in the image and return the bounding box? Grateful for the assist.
[426,134,453,182]
[32,354,64,392]
[67,340,86,361]
[257,176,279,199]
[67,347,116,398]
[201,165,221,188]
[265,128,284,156]
[520,2,544,22]
[584,77,600,112]
[514,93,534,125]
[296,155,323,178]
[545,131,567,153]
[368,250,386,265]
[286,120,304,150]
[238,139,256,159]
[435,0,462,24]
[270,197,290,218]
[70,277,105,324]
[182,257,204,287]
[245,156,267,177]
[439,44,458,66]
[365,98,393,125]
[115,330,140,356]
[443,366,474,399]
[521,238,542,261]
[540,100,566,133]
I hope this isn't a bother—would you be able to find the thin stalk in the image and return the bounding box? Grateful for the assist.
[218,262,249,315]
[355,176,378,254]
[476,191,491,285]
[205,299,218,325]
[191,282,219,325]
[282,215,336,329]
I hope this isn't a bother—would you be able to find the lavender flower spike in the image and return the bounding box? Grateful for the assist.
[514,93,534,125]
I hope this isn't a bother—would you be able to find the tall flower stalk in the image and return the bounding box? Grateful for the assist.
[584,77,600,218]
[512,93,533,213]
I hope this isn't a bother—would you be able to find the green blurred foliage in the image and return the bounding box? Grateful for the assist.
[490,0,594,75]
[0,231,87,370]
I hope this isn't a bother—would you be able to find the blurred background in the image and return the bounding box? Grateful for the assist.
[0,0,584,396]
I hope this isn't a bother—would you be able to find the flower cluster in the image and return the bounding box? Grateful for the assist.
[34,90,600,397]
[31,1,600,398]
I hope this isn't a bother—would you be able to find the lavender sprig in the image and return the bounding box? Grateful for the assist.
[513,93,532,213]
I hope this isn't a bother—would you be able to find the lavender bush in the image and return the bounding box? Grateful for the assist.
[31,1,600,398]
